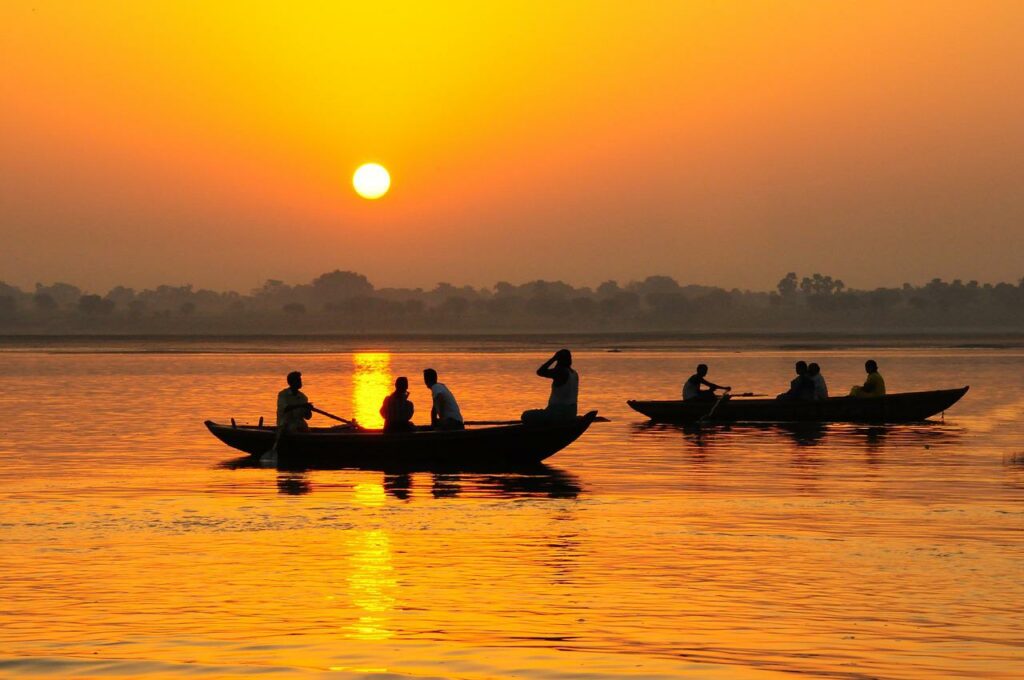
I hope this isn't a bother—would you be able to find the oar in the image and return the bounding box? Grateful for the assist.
[310,406,354,426]
[262,425,284,464]
[700,388,731,423]
[464,416,610,426]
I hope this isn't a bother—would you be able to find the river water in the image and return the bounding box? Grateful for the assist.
[1,337,1021,678]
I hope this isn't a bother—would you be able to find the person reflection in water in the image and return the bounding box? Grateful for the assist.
[423,368,464,430]
[380,376,416,433]
[521,349,578,426]
[683,364,730,402]
[277,371,312,432]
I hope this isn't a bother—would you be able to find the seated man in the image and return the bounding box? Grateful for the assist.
[277,370,313,432]
[423,368,464,430]
[380,376,416,433]
[850,360,886,398]
[808,362,828,400]
[521,349,578,425]
[777,361,815,400]
[683,364,730,401]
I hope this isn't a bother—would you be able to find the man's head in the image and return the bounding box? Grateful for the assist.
[423,368,438,387]
[865,360,878,373]
[286,371,302,389]
[555,348,572,367]
[808,362,820,376]
[395,376,409,393]
[696,363,709,377]
[795,361,808,375]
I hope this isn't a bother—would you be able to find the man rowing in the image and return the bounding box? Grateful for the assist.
[850,360,886,398]
[522,348,579,425]
[423,368,464,430]
[277,370,313,432]
[683,364,730,402]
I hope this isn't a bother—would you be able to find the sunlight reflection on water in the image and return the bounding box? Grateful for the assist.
[352,352,391,429]
[0,344,1022,678]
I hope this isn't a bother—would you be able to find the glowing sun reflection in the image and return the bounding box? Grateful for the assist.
[346,529,397,641]
[352,352,392,429]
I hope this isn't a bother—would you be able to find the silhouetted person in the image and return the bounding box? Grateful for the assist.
[778,361,815,400]
[277,371,312,432]
[380,376,415,433]
[683,364,730,401]
[522,349,578,425]
[423,368,464,430]
[850,360,886,398]
[808,362,828,400]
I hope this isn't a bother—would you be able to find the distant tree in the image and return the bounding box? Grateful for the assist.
[179,301,196,316]
[596,280,622,298]
[33,293,58,312]
[105,285,136,308]
[439,296,470,317]
[311,270,373,302]
[128,300,148,318]
[0,296,16,319]
[630,275,680,298]
[800,273,843,296]
[36,282,81,306]
[777,272,798,297]
[282,302,306,315]
[78,294,114,315]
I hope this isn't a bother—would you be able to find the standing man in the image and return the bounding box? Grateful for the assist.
[522,348,579,425]
[423,368,464,430]
[277,371,313,432]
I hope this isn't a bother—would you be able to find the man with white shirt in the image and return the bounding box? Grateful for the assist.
[423,368,464,430]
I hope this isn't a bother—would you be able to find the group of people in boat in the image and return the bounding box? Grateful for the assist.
[276,349,580,434]
[682,360,886,402]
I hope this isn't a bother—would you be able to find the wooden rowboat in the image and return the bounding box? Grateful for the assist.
[627,387,968,424]
[206,411,599,469]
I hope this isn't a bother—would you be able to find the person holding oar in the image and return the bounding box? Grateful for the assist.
[277,371,313,432]
[683,364,730,402]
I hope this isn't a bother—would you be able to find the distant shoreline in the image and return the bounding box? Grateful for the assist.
[2,330,1022,354]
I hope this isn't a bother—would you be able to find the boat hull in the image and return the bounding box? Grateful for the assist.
[627,387,968,424]
[206,411,599,469]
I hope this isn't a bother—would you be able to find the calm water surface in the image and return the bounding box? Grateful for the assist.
[1,340,1022,678]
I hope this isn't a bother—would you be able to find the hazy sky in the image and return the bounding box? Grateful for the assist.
[2,1,1023,293]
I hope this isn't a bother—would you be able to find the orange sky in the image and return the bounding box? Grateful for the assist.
[2,1,1022,292]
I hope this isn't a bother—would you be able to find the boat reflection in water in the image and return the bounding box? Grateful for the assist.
[222,458,581,499]
[633,420,964,454]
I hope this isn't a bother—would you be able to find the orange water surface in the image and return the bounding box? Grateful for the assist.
[0,338,1021,678]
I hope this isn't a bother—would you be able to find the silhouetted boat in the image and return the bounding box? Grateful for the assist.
[627,387,968,423]
[206,411,599,468]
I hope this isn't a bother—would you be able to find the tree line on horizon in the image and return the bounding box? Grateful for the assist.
[1,270,1022,333]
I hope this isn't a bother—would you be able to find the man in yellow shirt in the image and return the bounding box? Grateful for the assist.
[277,371,313,432]
[850,360,886,398]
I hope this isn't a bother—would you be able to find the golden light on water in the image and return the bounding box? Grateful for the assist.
[352,352,392,428]
[352,163,391,199]
[346,529,397,641]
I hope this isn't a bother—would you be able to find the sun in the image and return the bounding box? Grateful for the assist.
[353,163,391,200]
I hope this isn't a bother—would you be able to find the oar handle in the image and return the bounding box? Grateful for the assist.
[310,406,353,425]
